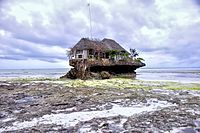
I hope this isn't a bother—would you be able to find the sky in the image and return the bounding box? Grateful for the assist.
[0,0,200,69]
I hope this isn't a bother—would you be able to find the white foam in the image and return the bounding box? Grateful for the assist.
[1,99,176,132]
[189,91,200,97]
[79,125,94,133]
[1,117,16,123]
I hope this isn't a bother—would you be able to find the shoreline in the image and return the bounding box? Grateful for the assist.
[1,74,200,84]
[2,77,200,90]
[0,78,200,132]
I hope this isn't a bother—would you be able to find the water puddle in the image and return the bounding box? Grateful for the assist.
[169,127,198,133]
[15,96,35,104]
[167,119,200,133]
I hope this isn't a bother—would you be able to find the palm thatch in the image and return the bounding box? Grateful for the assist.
[101,38,127,52]
[71,38,128,53]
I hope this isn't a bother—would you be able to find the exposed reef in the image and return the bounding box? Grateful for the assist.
[0,79,200,132]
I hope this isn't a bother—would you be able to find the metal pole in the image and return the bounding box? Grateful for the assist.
[88,0,92,39]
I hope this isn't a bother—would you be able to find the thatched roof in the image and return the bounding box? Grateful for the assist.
[71,38,106,51]
[71,38,128,53]
[101,38,127,52]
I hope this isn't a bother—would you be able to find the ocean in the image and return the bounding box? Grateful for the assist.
[136,67,200,83]
[0,68,200,83]
[0,68,68,79]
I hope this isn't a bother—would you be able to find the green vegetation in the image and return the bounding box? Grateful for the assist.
[130,48,138,57]
[121,52,129,58]
[108,50,120,58]
[66,48,73,59]
[8,77,200,90]
[163,82,200,90]
[134,57,145,62]
[8,77,57,83]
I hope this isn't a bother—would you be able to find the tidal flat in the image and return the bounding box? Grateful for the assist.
[0,78,200,132]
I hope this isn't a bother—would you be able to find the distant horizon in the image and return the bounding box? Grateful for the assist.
[0,66,200,70]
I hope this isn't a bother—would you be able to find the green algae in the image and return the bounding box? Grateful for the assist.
[7,77,200,90]
[8,77,57,83]
[60,78,200,90]
[163,82,200,90]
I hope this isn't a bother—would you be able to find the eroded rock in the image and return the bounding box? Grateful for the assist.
[100,71,111,79]
[61,59,145,79]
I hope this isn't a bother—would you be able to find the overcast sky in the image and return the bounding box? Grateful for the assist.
[0,0,200,69]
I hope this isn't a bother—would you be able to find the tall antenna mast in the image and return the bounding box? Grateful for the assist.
[88,0,92,39]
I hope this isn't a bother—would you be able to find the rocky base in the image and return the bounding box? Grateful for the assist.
[61,69,112,80]
[60,69,136,80]
[62,59,144,79]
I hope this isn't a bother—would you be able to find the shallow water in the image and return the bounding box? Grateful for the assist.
[136,67,200,83]
[0,68,68,79]
[0,68,200,83]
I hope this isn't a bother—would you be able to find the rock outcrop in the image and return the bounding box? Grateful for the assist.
[100,71,111,79]
[61,37,146,80]
[61,59,145,79]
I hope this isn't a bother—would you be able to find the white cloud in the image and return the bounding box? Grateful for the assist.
[140,26,169,47]
[140,50,179,67]
[0,0,200,68]
[0,30,6,36]
[0,59,68,69]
